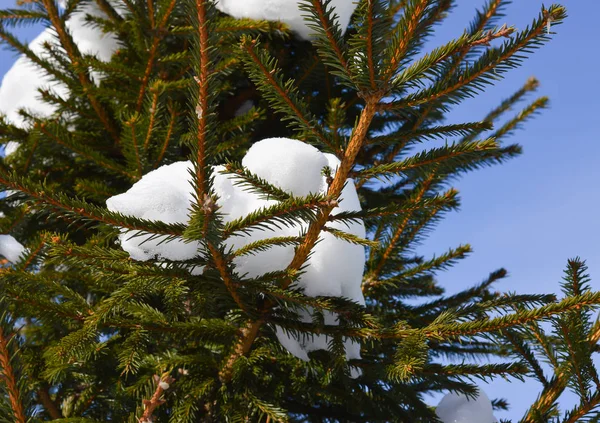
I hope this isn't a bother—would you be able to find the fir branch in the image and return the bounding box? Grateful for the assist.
[367,173,436,282]
[193,0,212,200]
[219,98,380,383]
[153,103,178,168]
[139,373,176,423]
[221,162,292,202]
[382,0,430,82]
[136,0,177,111]
[0,171,186,237]
[222,195,329,238]
[490,96,548,142]
[460,76,540,144]
[239,37,333,150]
[358,139,520,181]
[298,0,353,88]
[0,326,26,423]
[379,5,567,111]
[40,0,120,144]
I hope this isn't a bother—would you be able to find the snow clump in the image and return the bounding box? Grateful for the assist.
[215,0,358,40]
[0,235,27,263]
[107,138,366,374]
[436,388,498,423]
[0,1,119,154]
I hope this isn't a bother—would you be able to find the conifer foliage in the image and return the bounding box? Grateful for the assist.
[0,0,598,421]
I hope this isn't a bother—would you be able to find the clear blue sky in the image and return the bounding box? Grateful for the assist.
[0,0,598,420]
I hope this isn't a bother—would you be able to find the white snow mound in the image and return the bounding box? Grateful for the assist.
[0,235,27,263]
[215,0,357,40]
[436,388,498,423]
[107,138,366,373]
[0,2,119,130]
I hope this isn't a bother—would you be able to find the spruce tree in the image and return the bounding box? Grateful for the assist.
[0,0,598,421]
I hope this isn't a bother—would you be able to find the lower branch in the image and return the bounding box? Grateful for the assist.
[0,327,26,423]
[139,373,176,423]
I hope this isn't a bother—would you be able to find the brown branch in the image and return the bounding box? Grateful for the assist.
[136,0,177,111]
[194,0,210,201]
[360,0,505,169]
[143,91,159,149]
[218,99,380,383]
[37,124,136,180]
[18,235,46,270]
[139,373,175,423]
[365,0,377,90]
[38,385,62,419]
[379,14,554,112]
[563,390,600,423]
[41,0,120,144]
[384,0,428,81]
[0,174,183,238]
[366,173,435,284]
[207,243,246,313]
[153,105,177,168]
[0,327,26,423]
[241,39,333,151]
[307,0,352,80]
[125,117,143,178]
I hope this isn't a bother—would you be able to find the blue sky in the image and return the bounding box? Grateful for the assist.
[0,0,598,420]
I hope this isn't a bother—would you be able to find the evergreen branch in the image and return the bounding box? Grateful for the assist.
[562,390,600,423]
[366,121,492,148]
[153,104,177,168]
[422,362,528,380]
[0,171,186,237]
[139,373,176,423]
[214,17,288,36]
[490,96,548,142]
[368,0,507,165]
[0,26,71,86]
[136,0,177,111]
[363,0,378,90]
[469,0,507,36]
[298,0,353,88]
[193,0,213,200]
[239,37,333,149]
[391,25,514,89]
[520,373,567,423]
[143,91,159,150]
[411,269,506,315]
[221,162,292,202]
[41,0,120,144]
[502,328,549,387]
[0,326,26,423]
[231,236,303,258]
[222,195,329,238]
[367,173,436,283]
[322,226,379,248]
[122,113,144,178]
[36,122,135,180]
[398,244,472,279]
[421,292,600,340]
[94,0,124,23]
[380,5,566,111]
[0,8,48,27]
[219,98,380,383]
[460,76,540,143]
[383,0,430,82]
[207,242,247,313]
[358,139,520,181]
[246,391,289,422]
